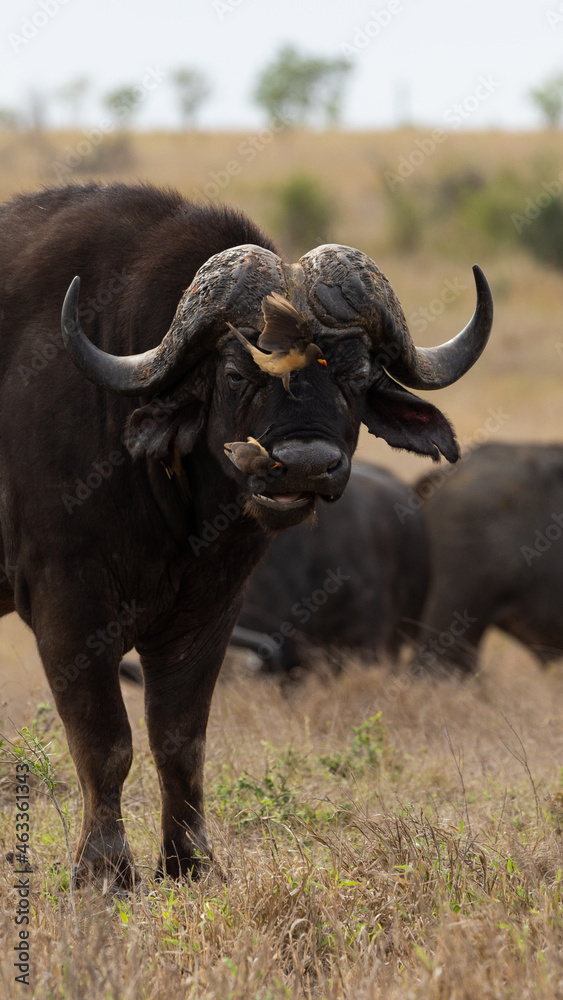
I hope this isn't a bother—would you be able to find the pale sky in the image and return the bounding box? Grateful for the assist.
[1,0,562,130]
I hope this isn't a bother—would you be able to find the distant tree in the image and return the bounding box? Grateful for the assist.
[55,77,90,125]
[170,68,211,129]
[27,89,48,132]
[530,74,563,128]
[103,85,143,128]
[0,107,19,130]
[254,45,352,127]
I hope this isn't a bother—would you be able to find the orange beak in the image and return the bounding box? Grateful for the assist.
[317,358,327,366]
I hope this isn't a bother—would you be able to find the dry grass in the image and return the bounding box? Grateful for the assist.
[3,640,563,997]
[0,128,563,996]
[1,127,561,255]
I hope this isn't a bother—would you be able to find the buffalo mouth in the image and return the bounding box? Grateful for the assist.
[252,491,313,510]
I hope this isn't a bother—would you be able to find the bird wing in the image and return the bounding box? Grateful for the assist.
[258,292,311,354]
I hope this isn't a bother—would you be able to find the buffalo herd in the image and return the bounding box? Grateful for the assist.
[3,179,557,890]
[233,443,563,677]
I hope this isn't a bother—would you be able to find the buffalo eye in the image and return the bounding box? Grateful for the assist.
[224,355,268,389]
[336,361,371,387]
[225,366,246,388]
[323,341,371,388]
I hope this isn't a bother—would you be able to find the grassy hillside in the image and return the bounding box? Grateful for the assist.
[1,127,562,257]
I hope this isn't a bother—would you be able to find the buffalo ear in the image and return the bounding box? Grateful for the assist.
[124,397,206,461]
[362,371,459,463]
[174,407,206,454]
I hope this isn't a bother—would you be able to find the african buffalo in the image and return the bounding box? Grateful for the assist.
[0,182,492,887]
[231,462,430,672]
[413,442,563,673]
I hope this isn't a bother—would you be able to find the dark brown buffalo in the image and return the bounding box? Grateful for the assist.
[413,443,563,673]
[0,182,492,887]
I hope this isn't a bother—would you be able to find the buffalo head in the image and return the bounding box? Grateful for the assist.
[61,243,492,530]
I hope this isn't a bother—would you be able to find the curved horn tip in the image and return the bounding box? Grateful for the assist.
[66,275,81,299]
[472,264,493,307]
[382,261,494,391]
[61,275,81,345]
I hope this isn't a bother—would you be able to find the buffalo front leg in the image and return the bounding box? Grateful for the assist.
[32,584,136,890]
[138,620,233,880]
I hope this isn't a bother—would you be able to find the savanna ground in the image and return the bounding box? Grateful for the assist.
[0,127,563,997]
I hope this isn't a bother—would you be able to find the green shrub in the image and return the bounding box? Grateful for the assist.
[520,197,563,268]
[272,173,335,257]
[382,186,424,253]
[459,171,526,248]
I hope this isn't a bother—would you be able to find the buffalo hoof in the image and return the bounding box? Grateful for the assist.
[72,840,139,895]
[154,846,220,883]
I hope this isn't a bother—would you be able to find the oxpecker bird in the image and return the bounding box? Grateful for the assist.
[224,436,282,477]
[228,291,327,393]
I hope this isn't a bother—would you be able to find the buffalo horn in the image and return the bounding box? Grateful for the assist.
[299,245,493,391]
[383,265,493,390]
[61,245,285,396]
[61,277,171,395]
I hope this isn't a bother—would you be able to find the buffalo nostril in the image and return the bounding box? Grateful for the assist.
[270,439,346,479]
